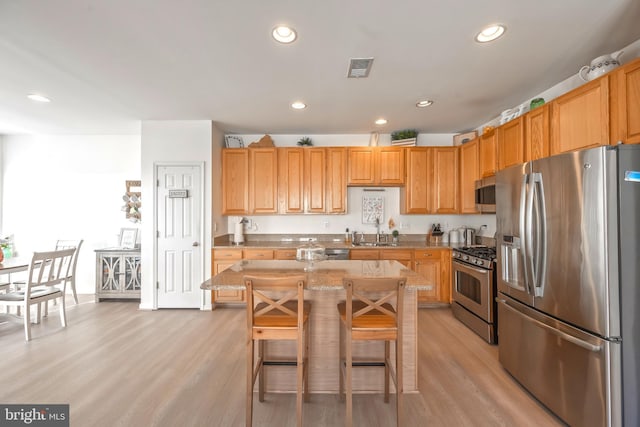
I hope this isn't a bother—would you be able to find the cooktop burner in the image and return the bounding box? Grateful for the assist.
[453,246,497,263]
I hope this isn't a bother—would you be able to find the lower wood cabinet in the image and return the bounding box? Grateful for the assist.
[211,248,243,303]
[414,248,451,305]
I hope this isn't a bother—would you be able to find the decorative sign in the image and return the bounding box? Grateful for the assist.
[119,228,138,249]
[169,189,189,198]
[362,194,384,224]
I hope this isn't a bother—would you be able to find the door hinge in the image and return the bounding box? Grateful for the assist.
[156,281,159,289]
[157,179,160,187]
[157,230,160,238]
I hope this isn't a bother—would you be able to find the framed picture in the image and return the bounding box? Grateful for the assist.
[119,228,138,249]
[224,135,244,148]
[362,195,384,224]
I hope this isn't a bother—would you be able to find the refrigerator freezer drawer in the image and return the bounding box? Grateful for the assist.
[497,296,621,427]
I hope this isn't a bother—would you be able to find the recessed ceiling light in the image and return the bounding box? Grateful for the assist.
[272,26,297,44]
[475,24,506,43]
[375,118,388,125]
[291,101,306,110]
[416,100,434,108]
[27,93,51,103]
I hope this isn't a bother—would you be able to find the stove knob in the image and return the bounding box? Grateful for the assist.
[463,255,469,261]
[477,260,484,266]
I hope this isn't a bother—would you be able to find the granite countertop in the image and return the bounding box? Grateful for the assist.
[201,259,434,291]
[214,235,465,249]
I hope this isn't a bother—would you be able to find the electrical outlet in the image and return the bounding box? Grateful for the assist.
[400,222,409,229]
[322,221,330,229]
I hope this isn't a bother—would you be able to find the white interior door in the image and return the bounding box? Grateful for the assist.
[156,164,203,308]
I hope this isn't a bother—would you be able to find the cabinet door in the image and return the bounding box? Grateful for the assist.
[497,117,524,170]
[250,148,278,213]
[377,147,405,185]
[459,139,480,214]
[98,254,122,293]
[347,147,376,185]
[326,147,347,213]
[349,249,379,260]
[123,255,141,292]
[479,131,497,177]
[379,249,413,268]
[213,261,245,302]
[278,148,304,213]
[440,249,452,304]
[305,148,327,212]
[211,249,244,304]
[414,258,441,303]
[551,76,610,155]
[274,249,297,260]
[222,149,249,214]
[525,104,550,161]
[401,147,430,214]
[243,249,274,260]
[432,147,459,213]
[614,59,640,145]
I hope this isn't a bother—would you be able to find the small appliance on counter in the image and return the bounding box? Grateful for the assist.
[233,218,248,245]
[428,223,443,244]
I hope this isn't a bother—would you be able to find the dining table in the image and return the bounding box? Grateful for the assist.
[200,259,434,394]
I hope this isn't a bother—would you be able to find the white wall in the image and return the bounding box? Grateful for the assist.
[0,134,141,294]
[478,38,640,131]
[140,120,216,310]
[234,187,496,238]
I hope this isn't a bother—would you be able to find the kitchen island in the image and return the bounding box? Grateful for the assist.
[201,259,433,393]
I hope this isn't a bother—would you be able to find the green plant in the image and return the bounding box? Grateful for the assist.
[297,136,313,146]
[390,129,418,141]
[392,230,399,238]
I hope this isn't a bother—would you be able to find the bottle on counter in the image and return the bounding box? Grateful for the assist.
[345,228,351,244]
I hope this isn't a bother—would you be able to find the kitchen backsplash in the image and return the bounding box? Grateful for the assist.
[224,187,496,238]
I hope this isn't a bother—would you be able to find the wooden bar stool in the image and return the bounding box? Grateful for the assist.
[338,276,405,427]
[244,275,311,427]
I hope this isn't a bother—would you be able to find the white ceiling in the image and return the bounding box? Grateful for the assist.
[1,0,640,136]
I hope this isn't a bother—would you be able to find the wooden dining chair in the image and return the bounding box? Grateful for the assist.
[337,275,406,427]
[244,274,311,427]
[54,239,83,304]
[0,248,75,341]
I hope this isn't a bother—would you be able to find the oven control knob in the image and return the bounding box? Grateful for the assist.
[476,260,484,266]
[463,255,469,261]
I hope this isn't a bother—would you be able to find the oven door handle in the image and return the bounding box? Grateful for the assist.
[453,261,490,275]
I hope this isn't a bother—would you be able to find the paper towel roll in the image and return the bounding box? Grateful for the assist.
[233,222,244,244]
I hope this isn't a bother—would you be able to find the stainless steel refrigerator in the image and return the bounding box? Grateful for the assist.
[496,145,640,427]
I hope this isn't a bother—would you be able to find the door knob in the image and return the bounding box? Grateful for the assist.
[193,242,199,247]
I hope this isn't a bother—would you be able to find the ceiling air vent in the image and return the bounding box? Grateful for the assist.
[347,57,374,78]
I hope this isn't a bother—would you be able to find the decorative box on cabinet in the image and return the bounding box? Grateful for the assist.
[95,248,141,302]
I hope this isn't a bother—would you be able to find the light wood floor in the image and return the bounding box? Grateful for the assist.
[0,297,565,426]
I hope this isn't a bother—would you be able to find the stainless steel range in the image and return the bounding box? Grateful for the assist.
[451,245,497,344]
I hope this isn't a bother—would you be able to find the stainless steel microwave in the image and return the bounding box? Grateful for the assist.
[475,176,496,213]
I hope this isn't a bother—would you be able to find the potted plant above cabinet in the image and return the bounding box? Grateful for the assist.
[391,129,418,146]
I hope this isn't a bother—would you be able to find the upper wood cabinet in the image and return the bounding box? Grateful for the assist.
[459,138,480,214]
[400,147,430,214]
[222,149,249,215]
[326,147,347,213]
[497,116,524,170]
[551,76,610,155]
[479,130,497,177]
[612,58,640,145]
[431,147,459,213]
[278,148,305,213]
[249,148,278,214]
[305,148,327,212]
[524,104,551,161]
[401,147,458,214]
[347,147,405,186]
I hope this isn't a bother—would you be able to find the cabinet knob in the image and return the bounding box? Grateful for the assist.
[193,242,199,247]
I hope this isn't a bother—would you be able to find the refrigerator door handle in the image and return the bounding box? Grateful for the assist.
[498,298,602,353]
[519,173,533,294]
[532,172,548,297]
[524,173,536,295]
